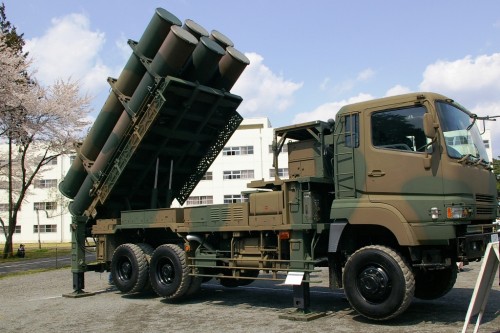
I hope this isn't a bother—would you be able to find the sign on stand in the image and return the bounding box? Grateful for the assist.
[461,241,499,333]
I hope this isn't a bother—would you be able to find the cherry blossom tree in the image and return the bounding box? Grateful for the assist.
[0,4,92,257]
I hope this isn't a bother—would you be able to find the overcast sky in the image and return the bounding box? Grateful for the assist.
[4,0,500,157]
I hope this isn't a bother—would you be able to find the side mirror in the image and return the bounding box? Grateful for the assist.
[423,113,438,139]
[422,113,438,170]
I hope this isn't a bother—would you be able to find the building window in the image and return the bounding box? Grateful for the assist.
[223,146,254,156]
[224,194,248,203]
[34,179,58,189]
[0,203,10,211]
[201,172,213,180]
[70,155,76,164]
[269,168,289,178]
[33,224,57,233]
[223,170,254,180]
[483,140,490,148]
[186,196,213,206]
[34,202,57,211]
[48,157,58,165]
[1,225,21,234]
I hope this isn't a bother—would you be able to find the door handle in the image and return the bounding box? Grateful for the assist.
[368,170,386,177]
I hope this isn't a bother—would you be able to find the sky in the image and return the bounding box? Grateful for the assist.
[3,0,500,157]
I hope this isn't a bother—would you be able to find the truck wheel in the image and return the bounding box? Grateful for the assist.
[343,245,415,320]
[111,243,150,293]
[414,265,457,300]
[149,244,191,300]
[137,243,155,291]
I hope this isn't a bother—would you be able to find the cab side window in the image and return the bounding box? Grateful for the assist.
[371,106,427,152]
[345,113,359,148]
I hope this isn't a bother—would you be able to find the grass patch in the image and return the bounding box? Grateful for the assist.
[0,243,72,263]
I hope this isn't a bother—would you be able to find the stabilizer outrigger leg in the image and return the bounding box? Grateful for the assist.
[279,279,326,321]
[63,215,95,298]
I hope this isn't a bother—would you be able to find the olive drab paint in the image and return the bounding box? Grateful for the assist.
[66,16,247,216]
[59,9,182,199]
[61,8,498,323]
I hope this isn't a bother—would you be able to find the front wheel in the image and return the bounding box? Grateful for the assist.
[343,245,415,320]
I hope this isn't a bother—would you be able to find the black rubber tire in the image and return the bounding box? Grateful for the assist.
[137,243,154,258]
[136,243,155,291]
[219,269,260,288]
[110,243,150,293]
[149,244,192,300]
[343,245,415,320]
[414,265,457,300]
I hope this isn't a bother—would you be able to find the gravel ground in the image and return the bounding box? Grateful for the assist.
[0,260,498,333]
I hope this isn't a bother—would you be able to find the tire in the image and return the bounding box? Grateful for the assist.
[343,245,415,320]
[137,243,154,258]
[219,269,260,288]
[414,265,457,300]
[149,244,192,300]
[111,243,150,293]
[136,243,155,291]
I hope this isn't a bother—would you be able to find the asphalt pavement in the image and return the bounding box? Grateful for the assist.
[0,259,498,333]
[0,252,96,276]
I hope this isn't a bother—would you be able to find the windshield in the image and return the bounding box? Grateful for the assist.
[435,101,490,163]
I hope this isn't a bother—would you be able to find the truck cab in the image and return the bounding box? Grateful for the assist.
[330,92,496,259]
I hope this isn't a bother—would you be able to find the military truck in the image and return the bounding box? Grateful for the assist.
[60,8,498,321]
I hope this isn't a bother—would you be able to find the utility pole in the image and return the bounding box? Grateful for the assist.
[35,208,41,249]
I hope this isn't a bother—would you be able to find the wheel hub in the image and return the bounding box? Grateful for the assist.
[357,266,390,302]
[119,260,132,280]
[159,261,174,284]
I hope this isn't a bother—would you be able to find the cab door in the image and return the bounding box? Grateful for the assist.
[364,103,444,223]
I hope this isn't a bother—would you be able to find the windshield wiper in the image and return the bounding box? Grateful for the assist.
[457,154,491,169]
[466,114,477,131]
[458,154,473,164]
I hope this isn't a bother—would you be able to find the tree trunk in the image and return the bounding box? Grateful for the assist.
[3,232,14,258]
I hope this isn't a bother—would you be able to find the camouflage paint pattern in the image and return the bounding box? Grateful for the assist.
[61,7,497,320]
[59,8,182,199]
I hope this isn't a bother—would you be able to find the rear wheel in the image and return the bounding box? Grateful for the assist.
[343,245,415,320]
[414,265,457,300]
[111,243,150,293]
[149,244,191,300]
[136,243,154,291]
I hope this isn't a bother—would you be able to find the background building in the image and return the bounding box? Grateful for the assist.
[0,151,74,244]
[0,118,287,244]
[172,117,289,207]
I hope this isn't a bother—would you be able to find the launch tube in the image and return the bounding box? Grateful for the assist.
[181,36,226,85]
[59,8,181,199]
[209,30,234,49]
[182,19,209,40]
[69,25,198,216]
[210,46,250,91]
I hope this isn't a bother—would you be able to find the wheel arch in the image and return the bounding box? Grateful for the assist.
[330,202,418,247]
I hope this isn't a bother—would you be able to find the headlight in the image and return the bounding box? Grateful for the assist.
[446,206,473,219]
